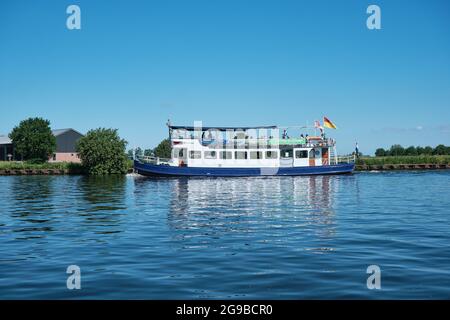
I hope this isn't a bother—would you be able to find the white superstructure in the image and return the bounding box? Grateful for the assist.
[143,125,354,168]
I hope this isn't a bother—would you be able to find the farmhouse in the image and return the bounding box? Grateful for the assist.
[0,128,83,163]
[0,135,14,161]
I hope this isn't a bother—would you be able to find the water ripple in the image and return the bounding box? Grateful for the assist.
[0,171,449,298]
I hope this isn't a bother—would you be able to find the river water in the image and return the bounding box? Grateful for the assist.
[0,171,449,299]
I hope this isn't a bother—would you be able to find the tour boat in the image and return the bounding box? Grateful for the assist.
[134,123,355,177]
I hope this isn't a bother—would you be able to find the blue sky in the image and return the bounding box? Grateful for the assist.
[1,0,449,154]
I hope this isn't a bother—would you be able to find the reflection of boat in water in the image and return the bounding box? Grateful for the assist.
[155,175,346,255]
[135,122,355,177]
[169,176,336,212]
[165,176,339,241]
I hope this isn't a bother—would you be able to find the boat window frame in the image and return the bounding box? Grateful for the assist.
[173,148,187,159]
[234,150,248,160]
[281,148,294,158]
[204,150,217,159]
[219,151,233,160]
[189,150,202,159]
[250,151,263,159]
[265,150,278,159]
[295,150,308,159]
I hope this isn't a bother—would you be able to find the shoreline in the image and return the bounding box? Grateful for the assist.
[0,168,135,175]
[0,165,449,175]
[355,164,450,171]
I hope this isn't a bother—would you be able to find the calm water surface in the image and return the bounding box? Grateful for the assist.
[0,171,449,299]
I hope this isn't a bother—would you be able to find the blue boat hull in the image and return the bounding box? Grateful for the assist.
[134,160,354,177]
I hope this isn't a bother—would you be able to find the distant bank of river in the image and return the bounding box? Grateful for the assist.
[0,161,134,175]
[1,156,449,175]
[355,155,450,171]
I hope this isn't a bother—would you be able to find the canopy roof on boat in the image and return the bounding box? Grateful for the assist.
[168,125,278,131]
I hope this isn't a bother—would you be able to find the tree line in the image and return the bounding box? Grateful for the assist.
[7,117,129,175]
[127,139,171,159]
[375,144,450,157]
[130,141,450,159]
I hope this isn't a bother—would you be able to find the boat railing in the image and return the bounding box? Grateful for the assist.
[137,155,171,165]
[330,155,356,165]
[191,138,335,149]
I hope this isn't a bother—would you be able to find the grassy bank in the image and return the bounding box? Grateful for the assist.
[0,161,86,173]
[356,155,450,166]
[0,160,134,174]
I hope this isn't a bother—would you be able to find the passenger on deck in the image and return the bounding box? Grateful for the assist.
[319,128,325,139]
[282,130,289,139]
[300,134,306,145]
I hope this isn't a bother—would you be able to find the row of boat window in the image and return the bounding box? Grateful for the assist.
[174,149,314,160]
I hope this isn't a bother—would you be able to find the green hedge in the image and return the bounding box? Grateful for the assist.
[0,160,134,173]
[0,161,83,171]
[356,155,450,166]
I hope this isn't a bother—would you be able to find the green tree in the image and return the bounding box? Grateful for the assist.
[405,146,417,156]
[433,144,447,155]
[76,128,128,174]
[144,149,153,156]
[153,138,171,158]
[374,148,386,157]
[135,147,143,158]
[416,146,424,155]
[127,149,134,159]
[389,144,405,156]
[9,117,56,163]
[423,146,433,155]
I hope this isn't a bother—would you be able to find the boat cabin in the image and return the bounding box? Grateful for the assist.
[164,125,337,168]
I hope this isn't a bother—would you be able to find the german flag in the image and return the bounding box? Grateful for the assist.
[323,116,337,129]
